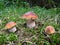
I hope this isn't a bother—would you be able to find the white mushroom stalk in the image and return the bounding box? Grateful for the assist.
[9,27,17,32]
[27,19,36,28]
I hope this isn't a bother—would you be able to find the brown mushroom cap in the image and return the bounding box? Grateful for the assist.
[22,12,38,20]
[5,22,16,29]
[45,26,55,34]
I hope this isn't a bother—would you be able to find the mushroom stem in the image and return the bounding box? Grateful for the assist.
[26,19,36,28]
[9,27,17,32]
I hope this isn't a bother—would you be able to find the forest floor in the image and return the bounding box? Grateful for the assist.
[0,6,60,45]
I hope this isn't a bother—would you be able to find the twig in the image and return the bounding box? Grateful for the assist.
[42,31,54,45]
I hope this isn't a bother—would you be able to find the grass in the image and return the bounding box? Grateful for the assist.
[0,6,60,45]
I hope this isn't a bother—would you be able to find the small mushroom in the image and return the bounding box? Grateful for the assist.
[21,11,38,28]
[45,26,55,34]
[43,26,55,45]
[5,22,17,32]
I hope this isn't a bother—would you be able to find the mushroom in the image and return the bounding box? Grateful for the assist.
[22,11,38,28]
[45,26,55,34]
[5,22,17,32]
[43,26,55,45]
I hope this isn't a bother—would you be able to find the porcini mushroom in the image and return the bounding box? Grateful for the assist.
[43,26,55,45]
[22,11,38,28]
[5,22,17,32]
[45,26,55,34]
